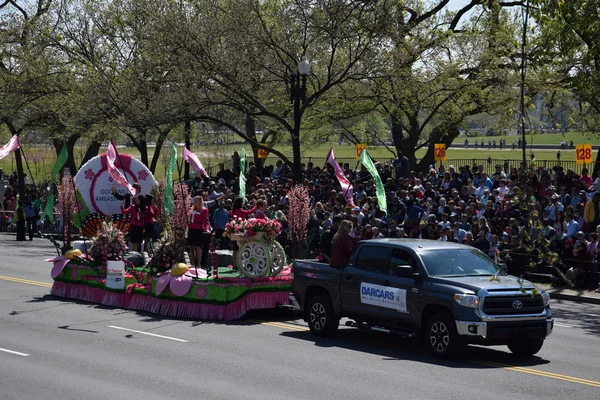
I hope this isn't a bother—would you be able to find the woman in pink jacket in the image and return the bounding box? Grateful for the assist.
[188,196,209,267]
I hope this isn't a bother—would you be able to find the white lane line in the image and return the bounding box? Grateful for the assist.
[108,326,189,343]
[0,347,30,357]
[554,323,573,328]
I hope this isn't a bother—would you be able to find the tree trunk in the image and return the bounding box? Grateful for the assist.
[391,114,403,157]
[14,148,26,199]
[138,138,149,169]
[184,120,191,180]
[149,132,168,174]
[416,125,460,173]
[245,114,262,169]
[82,140,102,165]
[52,135,80,177]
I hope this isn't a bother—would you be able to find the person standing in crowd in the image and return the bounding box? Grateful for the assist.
[584,192,600,233]
[3,185,15,211]
[121,195,146,252]
[14,199,26,241]
[144,194,158,252]
[187,196,209,268]
[213,200,229,250]
[329,220,354,268]
[23,196,39,241]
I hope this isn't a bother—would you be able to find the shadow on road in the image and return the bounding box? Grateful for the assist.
[279,329,550,369]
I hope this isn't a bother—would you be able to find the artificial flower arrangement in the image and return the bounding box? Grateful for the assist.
[245,218,282,239]
[89,221,128,264]
[223,218,248,237]
[224,218,281,239]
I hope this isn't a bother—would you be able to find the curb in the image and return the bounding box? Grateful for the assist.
[546,290,600,305]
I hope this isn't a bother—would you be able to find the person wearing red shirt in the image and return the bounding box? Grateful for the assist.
[121,196,146,252]
[329,220,354,268]
[188,196,209,267]
[229,197,257,269]
[144,194,158,250]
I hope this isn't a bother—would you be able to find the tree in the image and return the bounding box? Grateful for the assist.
[157,0,392,182]
[0,0,65,196]
[372,1,523,171]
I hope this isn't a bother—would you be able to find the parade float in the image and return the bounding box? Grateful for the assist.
[45,144,291,320]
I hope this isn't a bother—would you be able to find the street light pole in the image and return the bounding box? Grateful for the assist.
[520,0,530,169]
[290,58,310,183]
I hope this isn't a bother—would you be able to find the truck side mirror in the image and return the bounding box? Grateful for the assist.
[393,265,413,278]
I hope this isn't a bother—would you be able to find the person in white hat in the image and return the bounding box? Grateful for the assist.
[352,206,364,226]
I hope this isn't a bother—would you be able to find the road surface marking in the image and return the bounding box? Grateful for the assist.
[583,313,600,318]
[107,326,189,342]
[553,323,572,328]
[252,320,309,332]
[256,319,600,389]
[0,275,53,288]
[470,360,600,388]
[0,347,30,357]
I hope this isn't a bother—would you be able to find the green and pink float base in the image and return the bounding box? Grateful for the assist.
[51,263,292,320]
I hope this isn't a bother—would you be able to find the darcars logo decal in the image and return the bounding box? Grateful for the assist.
[360,282,407,313]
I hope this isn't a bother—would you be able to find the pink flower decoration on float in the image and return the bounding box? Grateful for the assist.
[84,168,95,180]
[138,170,148,181]
[196,287,208,299]
[155,263,207,297]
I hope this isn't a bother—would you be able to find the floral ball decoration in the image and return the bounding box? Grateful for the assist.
[89,221,128,264]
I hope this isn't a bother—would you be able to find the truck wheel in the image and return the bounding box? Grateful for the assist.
[307,295,339,337]
[507,339,544,357]
[425,312,461,358]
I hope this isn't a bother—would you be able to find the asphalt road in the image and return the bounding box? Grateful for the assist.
[1,234,599,400]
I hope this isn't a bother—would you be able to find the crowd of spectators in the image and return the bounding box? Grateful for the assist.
[188,154,600,291]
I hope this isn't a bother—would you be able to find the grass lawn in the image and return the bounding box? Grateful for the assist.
[0,140,591,183]
[451,131,598,146]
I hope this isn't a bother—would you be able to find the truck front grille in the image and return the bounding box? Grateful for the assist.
[482,295,544,315]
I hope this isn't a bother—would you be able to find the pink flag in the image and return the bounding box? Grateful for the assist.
[326,147,354,206]
[0,135,21,160]
[182,147,209,178]
[107,140,137,197]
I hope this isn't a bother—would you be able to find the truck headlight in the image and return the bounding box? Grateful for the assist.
[541,291,550,306]
[454,294,480,309]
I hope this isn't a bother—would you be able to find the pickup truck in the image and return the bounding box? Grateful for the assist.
[290,239,553,357]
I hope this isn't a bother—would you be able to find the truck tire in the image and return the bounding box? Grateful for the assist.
[425,312,462,358]
[507,339,544,357]
[307,295,339,337]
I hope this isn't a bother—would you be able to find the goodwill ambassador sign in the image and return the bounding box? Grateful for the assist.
[75,153,157,215]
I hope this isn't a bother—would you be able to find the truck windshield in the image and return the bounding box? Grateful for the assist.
[419,249,504,277]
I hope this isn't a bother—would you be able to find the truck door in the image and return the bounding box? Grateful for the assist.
[340,244,392,318]
[379,249,423,329]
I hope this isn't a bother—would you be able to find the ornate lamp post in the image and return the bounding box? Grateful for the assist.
[290,57,310,183]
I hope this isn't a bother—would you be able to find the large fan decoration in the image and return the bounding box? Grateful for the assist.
[82,213,131,238]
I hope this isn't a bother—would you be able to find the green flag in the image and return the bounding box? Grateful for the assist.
[41,145,69,222]
[359,149,388,216]
[239,148,247,203]
[164,142,177,214]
